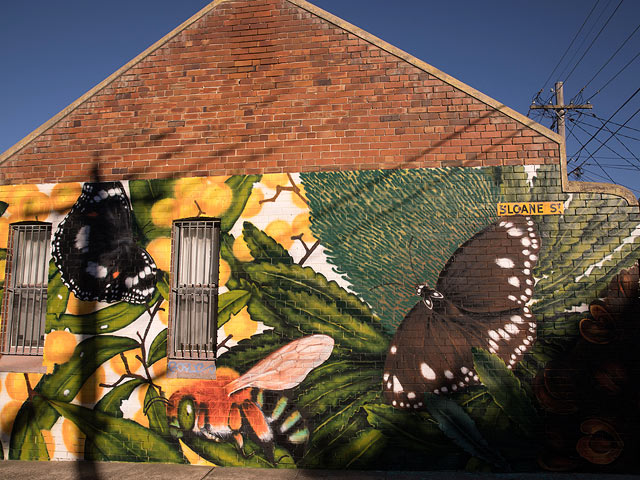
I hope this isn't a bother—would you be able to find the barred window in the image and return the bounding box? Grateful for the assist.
[1,222,51,356]
[169,218,220,360]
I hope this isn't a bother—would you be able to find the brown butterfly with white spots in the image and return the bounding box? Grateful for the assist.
[383,215,539,410]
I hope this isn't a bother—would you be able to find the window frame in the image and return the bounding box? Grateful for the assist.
[0,221,51,372]
[168,217,220,362]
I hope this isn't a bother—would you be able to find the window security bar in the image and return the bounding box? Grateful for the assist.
[1,222,51,356]
[170,218,220,360]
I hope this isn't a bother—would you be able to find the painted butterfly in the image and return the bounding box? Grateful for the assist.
[52,181,157,304]
[383,215,539,410]
[167,335,334,461]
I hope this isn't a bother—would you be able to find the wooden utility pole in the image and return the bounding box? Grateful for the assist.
[530,82,592,139]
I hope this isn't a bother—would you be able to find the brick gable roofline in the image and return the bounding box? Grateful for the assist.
[0,0,635,205]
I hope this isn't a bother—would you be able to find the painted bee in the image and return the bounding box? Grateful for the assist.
[167,334,334,461]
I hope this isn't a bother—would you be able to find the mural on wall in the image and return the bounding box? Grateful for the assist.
[0,165,639,473]
[52,181,158,304]
[383,215,539,410]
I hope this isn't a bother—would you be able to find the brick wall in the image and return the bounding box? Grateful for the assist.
[1,0,558,185]
[2,0,639,474]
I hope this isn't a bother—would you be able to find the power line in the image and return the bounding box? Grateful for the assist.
[563,0,625,83]
[586,112,640,134]
[569,102,640,175]
[573,21,640,99]
[557,0,611,81]
[568,116,640,170]
[566,122,619,182]
[569,86,640,161]
[584,163,640,170]
[585,50,640,101]
[589,112,640,166]
[571,116,640,142]
[536,0,601,95]
[577,166,640,194]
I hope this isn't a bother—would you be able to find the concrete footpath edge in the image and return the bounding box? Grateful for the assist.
[0,461,638,480]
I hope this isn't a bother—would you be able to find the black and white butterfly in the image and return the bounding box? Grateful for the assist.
[383,215,539,410]
[52,181,157,305]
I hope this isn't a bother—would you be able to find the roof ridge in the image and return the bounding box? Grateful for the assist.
[0,0,634,205]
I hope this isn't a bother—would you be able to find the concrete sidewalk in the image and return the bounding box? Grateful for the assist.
[0,461,637,480]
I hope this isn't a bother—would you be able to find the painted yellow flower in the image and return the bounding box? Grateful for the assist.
[261,173,289,190]
[50,183,82,213]
[110,348,143,376]
[232,235,254,262]
[292,212,316,243]
[146,237,172,271]
[219,258,230,287]
[151,198,176,228]
[0,400,22,434]
[265,219,293,249]
[12,191,51,222]
[62,418,85,457]
[242,187,264,218]
[75,366,106,405]
[224,306,258,342]
[43,330,77,370]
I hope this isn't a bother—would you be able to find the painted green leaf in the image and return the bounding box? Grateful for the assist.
[324,427,386,469]
[253,286,388,355]
[217,330,293,373]
[180,435,290,468]
[86,378,146,461]
[424,393,508,469]
[94,379,145,418]
[46,265,70,326]
[516,166,640,318]
[300,416,367,468]
[244,262,381,328]
[147,328,167,366]
[217,290,251,328]
[8,400,49,461]
[0,200,7,217]
[156,271,170,301]
[222,175,261,232]
[144,384,172,437]
[364,403,445,452]
[310,391,380,446]
[302,168,502,333]
[472,347,539,437]
[129,179,174,242]
[296,367,381,417]
[48,399,185,463]
[35,335,139,429]
[243,221,293,265]
[47,289,161,335]
[0,248,6,261]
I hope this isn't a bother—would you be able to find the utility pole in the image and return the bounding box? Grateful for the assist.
[530,82,593,177]
[530,82,592,138]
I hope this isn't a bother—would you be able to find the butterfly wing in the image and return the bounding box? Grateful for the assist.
[435,215,539,313]
[383,299,537,410]
[384,215,540,409]
[383,299,484,409]
[52,181,157,304]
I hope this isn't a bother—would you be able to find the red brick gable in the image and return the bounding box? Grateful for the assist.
[0,0,561,184]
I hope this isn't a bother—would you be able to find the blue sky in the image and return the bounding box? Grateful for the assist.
[1,0,639,195]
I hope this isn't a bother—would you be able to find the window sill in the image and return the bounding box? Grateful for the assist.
[167,358,216,379]
[0,355,47,373]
